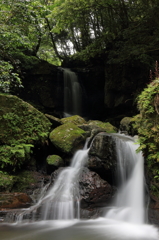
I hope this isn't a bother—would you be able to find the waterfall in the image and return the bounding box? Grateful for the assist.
[105,134,145,224]
[63,68,82,117]
[2,134,159,240]
[17,141,89,222]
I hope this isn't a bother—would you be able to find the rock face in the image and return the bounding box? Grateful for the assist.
[88,133,117,172]
[18,60,63,117]
[79,167,113,208]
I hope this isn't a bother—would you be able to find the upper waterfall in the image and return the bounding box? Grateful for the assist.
[63,68,82,117]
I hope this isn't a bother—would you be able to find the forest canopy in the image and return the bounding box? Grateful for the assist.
[1,0,159,91]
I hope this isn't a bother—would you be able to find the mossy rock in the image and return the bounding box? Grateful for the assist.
[0,94,51,172]
[46,155,64,167]
[49,123,86,154]
[61,115,87,125]
[0,94,51,145]
[88,120,117,133]
[46,155,64,174]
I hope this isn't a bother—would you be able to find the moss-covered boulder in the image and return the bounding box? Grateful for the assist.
[61,115,87,125]
[0,94,51,145]
[49,123,87,154]
[0,94,51,172]
[46,155,64,174]
[46,155,64,167]
[88,120,117,133]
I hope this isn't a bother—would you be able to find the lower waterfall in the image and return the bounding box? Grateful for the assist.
[0,134,159,240]
[105,134,145,224]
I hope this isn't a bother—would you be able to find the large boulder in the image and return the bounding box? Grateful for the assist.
[79,167,113,208]
[49,123,87,154]
[0,94,51,173]
[0,94,51,145]
[88,133,117,172]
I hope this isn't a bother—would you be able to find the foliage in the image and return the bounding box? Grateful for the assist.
[134,65,159,182]
[1,0,159,70]
[0,144,33,172]
[0,172,17,192]
[0,60,22,93]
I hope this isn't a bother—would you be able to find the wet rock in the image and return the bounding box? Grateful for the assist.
[0,193,32,209]
[88,133,117,171]
[79,167,113,208]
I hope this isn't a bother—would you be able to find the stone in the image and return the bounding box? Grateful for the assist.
[49,123,87,154]
[0,94,51,173]
[79,167,113,208]
[46,155,64,174]
[88,133,117,171]
[88,120,117,133]
[0,193,32,209]
[61,115,87,125]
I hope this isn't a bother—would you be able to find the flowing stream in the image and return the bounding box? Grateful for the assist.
[0,134,159,240]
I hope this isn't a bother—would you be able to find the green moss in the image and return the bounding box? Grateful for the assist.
[49,123,86,153]
[134,78,159,195]
[88,120,117,133]
[0,94,51,173]
[0,144,33,172]
[61,115,87,125]
[46,155,63,167]
[0,94,51,145]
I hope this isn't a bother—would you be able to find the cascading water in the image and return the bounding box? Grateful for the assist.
[63,68,82,117]
[1,134,159,240]
[105,134,145,224]
[17,141,89,222]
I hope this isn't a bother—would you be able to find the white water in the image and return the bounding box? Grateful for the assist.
[63,68,82,117]
[17,141,89,222]
[2,134,159,240]
[105,134,145,224]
